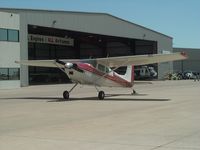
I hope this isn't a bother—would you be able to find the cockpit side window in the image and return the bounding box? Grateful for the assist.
[97,64,112,73]
[86,60,97,68]
[98,64,105,72]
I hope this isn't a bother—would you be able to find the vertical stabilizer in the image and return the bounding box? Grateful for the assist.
[122,65,134,84]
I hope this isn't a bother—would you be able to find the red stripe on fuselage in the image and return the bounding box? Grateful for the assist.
[77,63,133,87]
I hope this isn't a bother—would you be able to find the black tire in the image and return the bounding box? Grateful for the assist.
[98,91,105,100]
[63,91,69,100]
[132,90,136,95]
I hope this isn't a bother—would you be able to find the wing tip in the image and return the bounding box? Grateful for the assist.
[180,51,188,59]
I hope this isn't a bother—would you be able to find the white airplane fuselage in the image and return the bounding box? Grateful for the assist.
[64,63,133,88]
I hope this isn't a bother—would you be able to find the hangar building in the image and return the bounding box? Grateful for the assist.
[0,8,173,89]
[173,48,200,73]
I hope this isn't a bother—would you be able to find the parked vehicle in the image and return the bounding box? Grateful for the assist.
[165,72,183,80]
[183,71,198,79]
[135,66,157,80]
[165,71,200,80]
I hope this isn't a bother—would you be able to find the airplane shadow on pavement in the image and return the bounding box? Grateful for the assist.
[0,93,170,102]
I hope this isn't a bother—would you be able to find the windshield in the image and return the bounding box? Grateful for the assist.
[84,60,97,68]
[97,64,111,73]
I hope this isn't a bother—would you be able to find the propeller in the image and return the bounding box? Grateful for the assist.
[55,60,83,72]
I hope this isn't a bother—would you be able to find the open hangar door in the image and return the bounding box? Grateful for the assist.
[106,38,157,76]
[28,25,110,85]
[28,25,157,85]
[28,25,78,85]
[134,40,158,79]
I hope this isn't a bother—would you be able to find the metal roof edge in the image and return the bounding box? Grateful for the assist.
[0,7,172,39]
[173,47,200,50]
[107,14,172,39]
[0,7,108,15]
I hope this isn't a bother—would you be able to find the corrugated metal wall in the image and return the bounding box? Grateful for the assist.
[173,48,200,73]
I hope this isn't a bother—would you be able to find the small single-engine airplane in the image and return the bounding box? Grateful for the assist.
[16,52,187,100]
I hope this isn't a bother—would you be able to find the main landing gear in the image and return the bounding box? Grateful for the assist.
[63,89,105,100]
[63,91,69,99]
[95,86,105,100]
[98,91,105,100]
[63,83,106,100]
[63,85,136,100]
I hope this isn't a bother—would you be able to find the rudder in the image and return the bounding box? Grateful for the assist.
[123,65,134,84]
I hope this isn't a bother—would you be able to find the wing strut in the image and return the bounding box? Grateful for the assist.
[54,60,67,74]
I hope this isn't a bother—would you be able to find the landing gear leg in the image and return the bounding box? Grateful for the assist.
[63,83,78,100]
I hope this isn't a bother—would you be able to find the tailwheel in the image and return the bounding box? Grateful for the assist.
[98,91,105,100]
[63,90,69,100]
[132,89,136,95]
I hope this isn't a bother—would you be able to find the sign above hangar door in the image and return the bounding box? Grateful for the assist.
[28,34,74,46]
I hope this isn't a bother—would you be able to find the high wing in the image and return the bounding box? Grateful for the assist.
[16,52,187,68]
[15,59,79,68]
[95,52,187,67]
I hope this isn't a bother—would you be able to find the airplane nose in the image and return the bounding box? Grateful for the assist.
[65,62,73,69]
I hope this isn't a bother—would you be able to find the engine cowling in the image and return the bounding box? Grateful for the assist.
[64,62,83,73]
[65,62,73,69]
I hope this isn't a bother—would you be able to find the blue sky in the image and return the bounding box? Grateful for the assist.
[0,0,199,48]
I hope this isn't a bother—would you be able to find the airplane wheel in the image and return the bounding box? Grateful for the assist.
[63,91,69,100]
[132,90,136,95]
[98,91,105,100]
